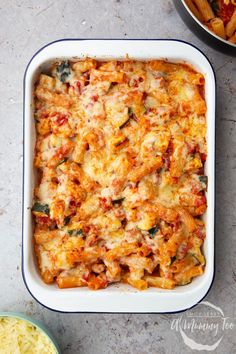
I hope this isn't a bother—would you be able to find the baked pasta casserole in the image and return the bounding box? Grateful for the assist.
[33,58,207,290]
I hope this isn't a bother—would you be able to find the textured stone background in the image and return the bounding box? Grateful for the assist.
[0,1,235,353]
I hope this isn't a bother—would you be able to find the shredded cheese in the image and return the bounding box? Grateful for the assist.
[0,317,57,354]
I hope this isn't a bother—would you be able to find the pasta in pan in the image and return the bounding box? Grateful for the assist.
[33,58,207,290]
[185,0,236,43]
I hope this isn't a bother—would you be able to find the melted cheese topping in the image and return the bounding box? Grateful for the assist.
[33,59,207,290]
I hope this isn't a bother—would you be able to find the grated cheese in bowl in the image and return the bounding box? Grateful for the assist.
[0,316,58,354]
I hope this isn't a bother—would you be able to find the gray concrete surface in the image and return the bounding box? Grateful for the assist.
[0,1,235,353]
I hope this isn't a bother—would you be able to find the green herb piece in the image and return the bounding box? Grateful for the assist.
[57,158,68,166]
[128,107,133,116]
[190,253,201,265]
[127,106,138,122]
[68,229,83,237]
[148,225,160,237]
[64,216,71,226]
[112,197,125,205]
[57,61,71,83]
[199,175,208,186]
[209,0,219,13]
[32,202,50,215]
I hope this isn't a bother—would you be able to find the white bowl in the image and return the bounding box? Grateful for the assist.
[23,39,215,313]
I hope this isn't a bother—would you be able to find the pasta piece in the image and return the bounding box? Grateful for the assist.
[42,269,55,284]
[140,128,171,159]
[104,260,121,282]
[170,137,187,178]
[126,278,148,290]
[137,211,157,231]
[164,232,186,257]
[185,0,205,21]
[105,243,138,261]
[190,246,205,265]
[57,275,85,288]
[34,229,59,245]
[72,58,96,74]
[85,131,101,151]
[72,137,88,164]
[187,72,205,85]
[175,265,204,285]
[170,255,199,273]
[154,202,179,223]
[176,206,196,233]
[35,87,72,108]
[121,254,153,273]
[34,245,56,284]
[38,74,55,91]
[210,17,226,39]
[49,198,66,228]
[128,157,163,183]
[228,31,236,43]
[99,61,119,71]
[145,276,176,289]
[92,263,105,274]
[87,273,108,290]
[48,142,75,168]
[184,155,202,172]
[57,266,89,288]
[146,60,179,73]
[226,9,236,37]
[193,0,215,22]
[121,255,153,290]
[90,69,124,84]
[109,132,128,151]
[70,247,104,263]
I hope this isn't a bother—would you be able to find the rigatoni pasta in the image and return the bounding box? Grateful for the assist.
[210,17,226,38]
[185,0,236,43]
[194,0,215,21]
[226,8,236,36]
[229,31,236,41]
[185,0,205,20]
[33,58,208,290]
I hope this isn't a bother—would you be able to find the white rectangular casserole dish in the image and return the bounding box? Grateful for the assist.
[23,39,215,313]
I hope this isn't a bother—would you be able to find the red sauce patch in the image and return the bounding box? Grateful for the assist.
[200,153,207,162]
[56,145,71,159]
[218,1,235,24]
[36,215,53,227]
[91,94,99,102]
[75,81,81,94]
[55,114,68,126]
[99,197,112,211]
[132,79,139,88]
[195,226,205,240]
[196,195,207,207]
[83,225,91,234]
